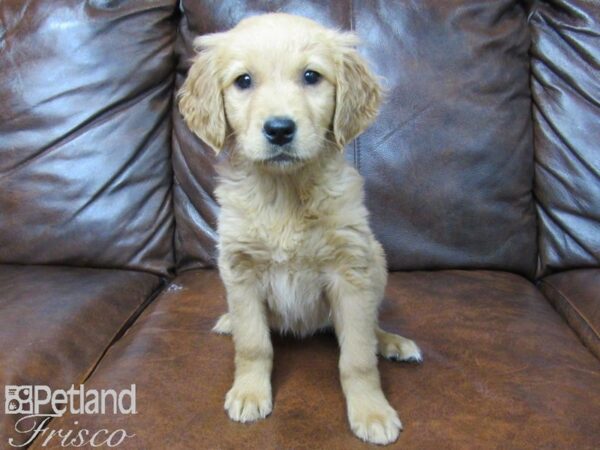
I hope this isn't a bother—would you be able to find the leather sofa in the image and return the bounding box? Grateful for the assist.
[1,0,598,448]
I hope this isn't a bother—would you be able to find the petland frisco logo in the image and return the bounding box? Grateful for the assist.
[5,385,136,447]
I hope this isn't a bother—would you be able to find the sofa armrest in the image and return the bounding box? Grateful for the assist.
[539,269,600,360]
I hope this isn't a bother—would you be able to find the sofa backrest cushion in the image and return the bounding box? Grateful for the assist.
[0,0,177,276]
[173,0,537,277]
[530,0,600,277]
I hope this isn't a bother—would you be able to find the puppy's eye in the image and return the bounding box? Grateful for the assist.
[234,73,252,89]
[303,70,321,85]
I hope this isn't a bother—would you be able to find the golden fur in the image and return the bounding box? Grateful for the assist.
[179,13,421,445]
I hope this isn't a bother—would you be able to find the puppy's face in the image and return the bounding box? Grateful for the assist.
[179,14,381,171]
[220,22,335,169]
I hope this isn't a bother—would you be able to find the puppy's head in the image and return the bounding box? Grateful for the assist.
[178,13,381,171]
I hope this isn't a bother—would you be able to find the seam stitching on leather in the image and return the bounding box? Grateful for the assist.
[79,277,169,385]
[541,280,600,343]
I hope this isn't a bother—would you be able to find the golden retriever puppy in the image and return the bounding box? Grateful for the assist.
[178,13,421,445]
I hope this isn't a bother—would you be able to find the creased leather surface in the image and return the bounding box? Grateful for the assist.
[0,265,161,447]
[353,1,536,276]
[530,0,600,276]
[0,0,178,276]
[34,270,600,449]
[540,268,600,360]
[173,0,536,277]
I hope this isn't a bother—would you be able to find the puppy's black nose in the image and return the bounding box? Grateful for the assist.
[263,117,296,146]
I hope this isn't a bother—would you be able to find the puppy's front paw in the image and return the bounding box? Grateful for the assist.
[224,381,272,423]
[348,395,402,445]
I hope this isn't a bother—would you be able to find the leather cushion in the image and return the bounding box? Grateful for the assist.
[34,270,600,449]
[0,0,177,275]
[0,265,162,447]
[172,0,537,277]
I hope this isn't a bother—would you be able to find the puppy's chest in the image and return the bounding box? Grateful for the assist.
[265,263,330,336]
[243,208,328,265]
[238,209,332,335]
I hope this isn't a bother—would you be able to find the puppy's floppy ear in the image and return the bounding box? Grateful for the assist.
[332,33,382,149]
[178,34,226,154]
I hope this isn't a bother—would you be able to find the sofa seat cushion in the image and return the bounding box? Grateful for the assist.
[32,270,600,449]
[539,269,600,360]
[0,265,162,447]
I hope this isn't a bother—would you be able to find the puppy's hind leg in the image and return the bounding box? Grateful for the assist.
[212,312,233,335]
[376,327,422,363]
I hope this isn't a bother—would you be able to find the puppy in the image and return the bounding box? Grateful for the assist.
[179,13,421,445]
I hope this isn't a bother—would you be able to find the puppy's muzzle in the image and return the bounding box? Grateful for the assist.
[263,117,296,146]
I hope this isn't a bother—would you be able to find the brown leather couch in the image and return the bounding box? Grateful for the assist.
[1,1,599,448]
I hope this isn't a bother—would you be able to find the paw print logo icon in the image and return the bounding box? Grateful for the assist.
[5,386,33,414]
